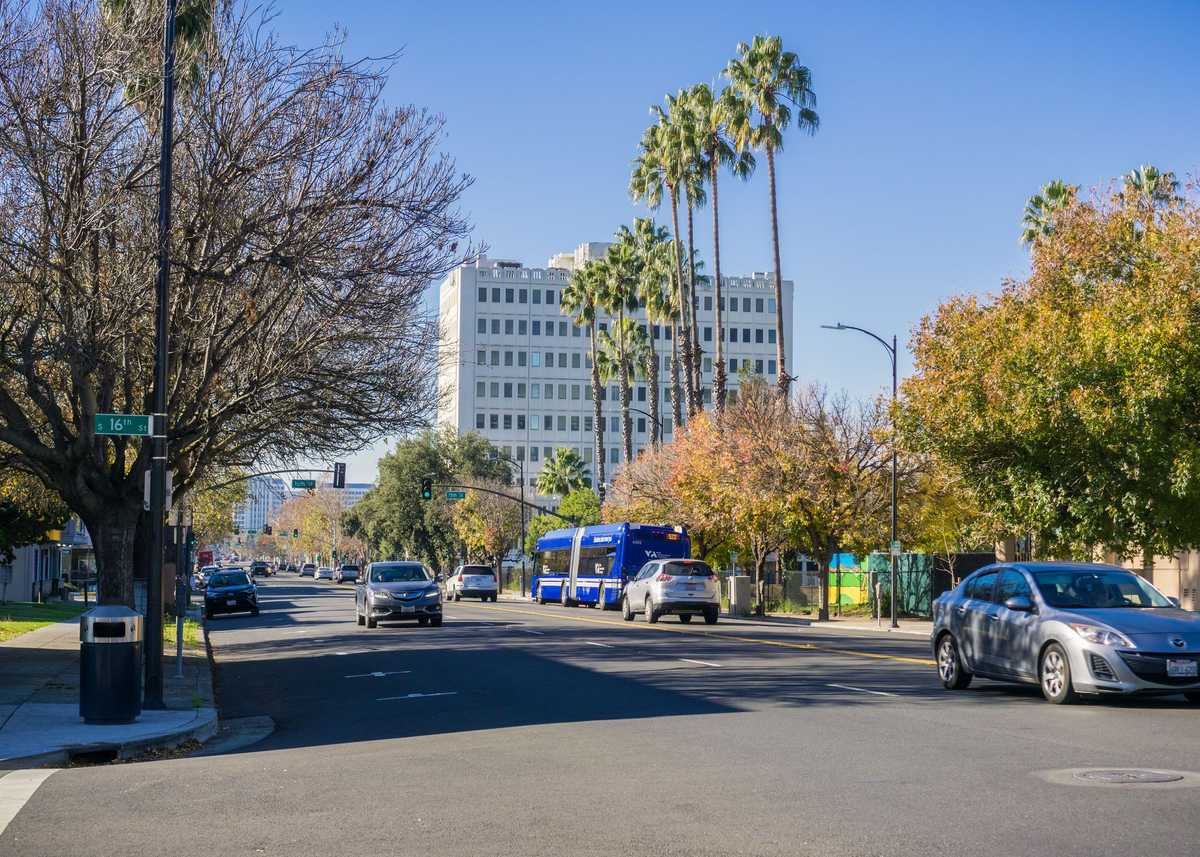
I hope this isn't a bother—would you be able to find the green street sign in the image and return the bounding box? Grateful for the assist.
[446,490,466,500]
[94,413,150,436]
[247,529,258,535]
[292,479,317,490]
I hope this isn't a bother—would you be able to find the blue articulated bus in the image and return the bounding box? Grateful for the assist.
[531,523,691,608]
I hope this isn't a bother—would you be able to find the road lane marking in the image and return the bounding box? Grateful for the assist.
[345,670,412,679]
[517,628,545,635]
[0,770,57,838]
[826,683,898,697]
[583,641,613,648]
[466,604,935,667]
[680,658,721,667]
[377,692,458,701]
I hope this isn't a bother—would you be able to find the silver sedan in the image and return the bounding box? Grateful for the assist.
[932,562,1200,704]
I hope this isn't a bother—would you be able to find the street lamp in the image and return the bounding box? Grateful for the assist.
[489,452,526,594]
[821,322,900,630]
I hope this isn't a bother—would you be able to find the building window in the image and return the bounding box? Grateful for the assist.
[518,319,527,335]
[533,289,542,305]
[518,351,527,367]
[519,288,527,304]
[572,352,581,369]
[545,384,554,400]
[491,319,500,335]
[663,418,672,435]
[571,385,581,400]
[755,359,764,374]
[505,288,514,303]
[531,352,541,367]
[571,416,580,431]
[572,325,581,338]
[584,416,593,432]
[531,446,539,461]
[476,413,485,429]
[532,320,541,335]
[729,359,737,372]
[704,326,712,342]
[557,415,566,431]
[478,287,487,303]
[489,413,499,429]
[546,322,554,337]
[476,380,486,398]
[544,446,553,460]
[584,386,592,401]
[545,351,553,367]
[755,328,764,344]
[557,383,567,399]
[503,414,513,429]
[768,329,776,344]
[767,298,776,313]
[610,448,619,464]
[558,321,567,337]
[703,387,712,403]
[703,357,712,373]
[637,417,646,434]
[610,416,619,433]
[743,327,751,342]
[729,328,738,343]
[517,383,526,399]
[504,351,514,366]
[742,298,751,312]
[557,353,567,368]
[637,386,646,402]
[704,295,712,311]
[492,288,500,303]
[477,349,486,365]
[516,445,525,461]
[768,359,776,375]
[756,298,764,313]
[505,319,514,335]
[598,321,608,334]
[545,289,555,304]
[490,381,500,397]
[531,415,541,430]
[517,414,526,430]
[532,383,540,399]
[477,318,486,334]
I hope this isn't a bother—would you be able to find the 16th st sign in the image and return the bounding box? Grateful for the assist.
[94,413,151,436]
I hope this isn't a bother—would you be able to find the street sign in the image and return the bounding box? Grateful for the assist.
[247,529,258,535]
[95,413,150,436]
[292,478,316,490]
[446,490,466,500]
[890,540,902,557]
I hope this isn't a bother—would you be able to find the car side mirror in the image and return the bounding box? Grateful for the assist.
[1168,596,1181,608]
[1004,595,1034,613]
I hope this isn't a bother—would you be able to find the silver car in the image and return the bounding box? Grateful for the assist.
[932,562,1200,704]
[621,558,719,625]
[355,561,443,628]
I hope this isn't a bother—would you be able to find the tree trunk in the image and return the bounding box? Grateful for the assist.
[85,503,141,606]
[766,142,789,400]
[591,318,605,500]
[668,187,698,416]
[670,325,683,429]
[618,308,632,464]
[686,199,702,410]
[647,346,661,448]
[754,551,766,617]
[817,555,830,622]
[711,155,727,418]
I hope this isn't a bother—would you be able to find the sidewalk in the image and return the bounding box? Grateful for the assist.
[0,616,217,769]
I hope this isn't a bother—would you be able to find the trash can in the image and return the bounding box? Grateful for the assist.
[79,605,143,724]
[729,575,752,617]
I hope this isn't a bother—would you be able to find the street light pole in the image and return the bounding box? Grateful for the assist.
[145,0,179,708]
[821,323,901,629]
[628,407,665,441]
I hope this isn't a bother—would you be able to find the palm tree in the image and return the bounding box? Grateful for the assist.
[1019,180,1079,246]
[682,160,707,403]
[101,0,218,110]
[687,83,756,415]
[1121,165,1181,206]
[597,318,651,461]
[561,258,608,500]
[537,448,589,497]
[598,232,642,464]
[725,35,819,400]
[631,218,674,447]
[632,107,700,416]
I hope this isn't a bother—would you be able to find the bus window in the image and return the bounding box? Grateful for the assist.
[541,549,571,575]
[578,546,616,576]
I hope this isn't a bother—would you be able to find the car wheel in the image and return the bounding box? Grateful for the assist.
[704,606,719,625]
[366,612,377,629]
[418,616,429,626]
[454,592,461,602]
[622,596,634,622]
[1039,642,1077,704]
[356,606,365,626]
[1184,691,1200,705]
[678,614,693,624]
[646,597,659,624]
[430,615,443,627]
[936,633,973,690]
[251,607,260,617]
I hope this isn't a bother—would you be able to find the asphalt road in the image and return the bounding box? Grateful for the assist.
[5,577,1200,857]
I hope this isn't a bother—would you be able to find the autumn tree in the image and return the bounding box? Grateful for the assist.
[0,467,68,564]
[451,483,522,579]
[903,172,1200,561]
[189,470,247,547]
[0,2,474,603]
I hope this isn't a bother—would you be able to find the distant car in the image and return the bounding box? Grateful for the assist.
[286,564,298,574]
[621,559,720,625]
[334,564,360,584]
[194,565,220,588]
[356,561,443,628]
[299,563,316,578]
[250,561,272,578]
[314,566,334,581]
[445,565,498,602]
[933,562,1200,704]
[204,570,259,619]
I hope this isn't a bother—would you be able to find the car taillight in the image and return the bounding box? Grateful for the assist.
[458,574,464,580]
[656,573,673,582]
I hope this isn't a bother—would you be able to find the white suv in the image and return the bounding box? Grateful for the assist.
[622,559,719,624]
[445,565,498,602]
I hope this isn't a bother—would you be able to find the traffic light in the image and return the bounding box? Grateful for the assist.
[292,528,300,538]
[420,478,432,501]
[332,461,346,489]
[233,526,240,535]
[263,524,272,535]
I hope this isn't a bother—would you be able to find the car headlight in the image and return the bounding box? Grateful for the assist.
[372,590,390,600]
[1069,623,1135,648]
[424,587,440,598]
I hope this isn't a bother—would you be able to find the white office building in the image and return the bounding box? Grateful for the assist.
[233,476,287,533]
[436,242,795,501]
[316,481,374,510]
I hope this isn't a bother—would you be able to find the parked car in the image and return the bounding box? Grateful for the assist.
[334,564,361,584]
[250,560,272,578]
[355,561,443,628]
[314,566,334,581]
[621,559,719,625]
[299,563,316,578]
[932,562,1200,704]
[286,564,298,574]
[445,565,498,602]
[204,569,259,619]
[194,565,220,589]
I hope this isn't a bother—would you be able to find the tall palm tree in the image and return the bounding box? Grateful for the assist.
[632,108,700,416]
[631,218,674,447]
[1121,165,1181,206]
[725,35,819,400]
[1019,180,1079,246]
[597,319,651,460]
[561,258,608,500]
[682,161,707,404]
[598,232,641,465]
[536,448,589,497]
[687,82,756,416]
[101,0,219,110]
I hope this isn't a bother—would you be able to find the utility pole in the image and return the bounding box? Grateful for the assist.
[145,0,179,708]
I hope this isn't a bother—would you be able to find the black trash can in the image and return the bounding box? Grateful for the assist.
[79,605,143,724]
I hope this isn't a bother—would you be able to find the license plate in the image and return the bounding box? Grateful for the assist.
[1167,659,1198,678]
[226,599,237,607]
[401,606,415,614]
[686,584,701,590]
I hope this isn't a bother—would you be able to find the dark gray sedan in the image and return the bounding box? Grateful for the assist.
[355,561,443,628]
[932,562,1200,704]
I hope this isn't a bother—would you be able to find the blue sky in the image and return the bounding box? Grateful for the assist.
[278,1,1200,481]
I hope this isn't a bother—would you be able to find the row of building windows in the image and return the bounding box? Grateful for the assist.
[473,411,675,438]
[474,350,778,379]
[476,316,775,346]
[476,284,776,317]
[486,440,648,469]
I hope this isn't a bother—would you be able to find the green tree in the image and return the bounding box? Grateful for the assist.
[0,469,68,565]
[190,469,248,546]
[525,514,562,557]
[599,230,643,464]
[562,258,608,496]
[536,448,589,497]
[1019,179,1079,246]
[597,318,650,463]
[630,218,675,447]
[725,34,819,399]
[1121,164,1180,206]
[451,482,522,579]
[558,488,601,526]
[686,83,755,415]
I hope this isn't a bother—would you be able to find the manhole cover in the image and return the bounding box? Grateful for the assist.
[1073,769,1183,784]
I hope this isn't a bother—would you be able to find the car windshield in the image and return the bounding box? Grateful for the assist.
[1033,570,1173,609]
[663,561,713,577]
[209,572,250,588]
[462,567,494,577]
[201,566,219,574]
[371,564,430,583]
[341,566,359,573]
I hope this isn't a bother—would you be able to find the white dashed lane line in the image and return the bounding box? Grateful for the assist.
[826,683,898,697]
[377,692,458,702]
[0,770,58,838]
[344,670,412,679]
[583,641,614,648]
[679,658,721,668]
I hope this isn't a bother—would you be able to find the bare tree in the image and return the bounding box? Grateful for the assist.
[0,1,475,603]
